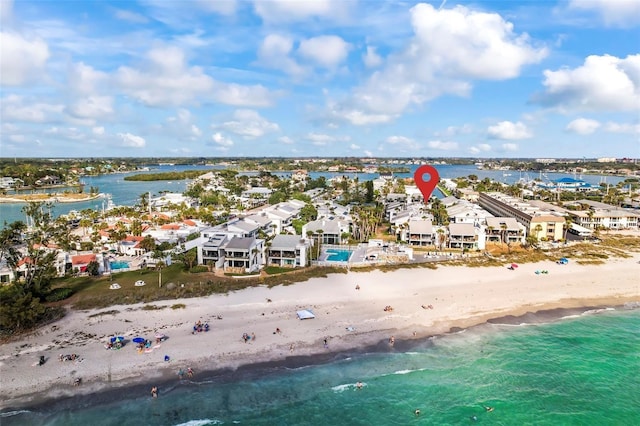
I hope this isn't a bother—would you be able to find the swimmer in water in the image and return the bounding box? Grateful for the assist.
[484,406,494,412]
[414,409,421,416]
[470,415,478,421]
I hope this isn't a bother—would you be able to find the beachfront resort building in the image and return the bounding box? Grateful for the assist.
[406,219,434,246]
[302,218,350,245]
[484,217,526,245]
[267,235,312,268]
[479,192,566,241]
[447,223,485,250]
[566,200,640,230]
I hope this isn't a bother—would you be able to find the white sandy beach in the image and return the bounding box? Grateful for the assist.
[1,254,639,410]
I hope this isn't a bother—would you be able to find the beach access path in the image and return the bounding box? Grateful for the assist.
[1,253,639,410]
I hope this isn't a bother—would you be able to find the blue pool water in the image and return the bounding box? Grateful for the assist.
[110,261,130,270]
[325,249,353,262]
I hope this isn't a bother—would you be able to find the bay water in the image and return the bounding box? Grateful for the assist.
[3,306,638,425]
[0,164,624,226]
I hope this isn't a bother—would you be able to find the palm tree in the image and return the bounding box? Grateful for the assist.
[436,228,445,251]
[138,192,149,213]
[563,216,573,243]
[315,229,324,259]
[534,224,543,241]
[500,224,507,247]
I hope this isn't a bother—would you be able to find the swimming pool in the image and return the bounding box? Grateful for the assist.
[325,249,353,262]
[110,261,130,270]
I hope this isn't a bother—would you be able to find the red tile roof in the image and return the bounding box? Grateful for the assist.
[72,253,97,265]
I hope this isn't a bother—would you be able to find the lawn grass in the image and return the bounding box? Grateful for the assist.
[48,234,640,311]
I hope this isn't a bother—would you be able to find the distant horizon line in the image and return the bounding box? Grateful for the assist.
[1,156,638,161]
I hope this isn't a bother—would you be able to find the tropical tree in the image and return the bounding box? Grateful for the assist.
[177,248,198,271]
[139,235,157,253]
[138,192,149,212]
[563,216,574,243]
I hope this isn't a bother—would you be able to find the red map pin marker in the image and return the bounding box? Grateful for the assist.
[413,164,440,203]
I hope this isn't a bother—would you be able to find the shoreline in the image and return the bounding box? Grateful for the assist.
[3,299,639,415]
[1,255,639,412]
[0,194,103,204]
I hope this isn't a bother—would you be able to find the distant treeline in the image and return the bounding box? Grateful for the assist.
[124,171,206,181]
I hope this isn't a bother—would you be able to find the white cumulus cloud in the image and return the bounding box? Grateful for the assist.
[305,133,334,145]
[212,132,233,146]
[118,132,146,147]
[488,121,532,140]
[502,143,518,152]
[253,0,349,23]
[298,35,350,69]
[363,46,382,68]
[604,122,640,134]
[116,45,274,107]
[566,118,601,135]
[218,109,280,138]
[537,54,640,112]
[257,34,306,77]
[469,143,492,154]
[0,32,50,86]
[329,4,546,125]
[427,140,459,150]
[568,0,640,27]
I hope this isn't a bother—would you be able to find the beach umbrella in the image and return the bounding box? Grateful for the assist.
[110,336,125,343]
[132,337,145,344]
[155,333,165,340]
[511,263,518,268]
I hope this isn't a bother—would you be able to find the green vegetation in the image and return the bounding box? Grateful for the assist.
[124,170,206,181]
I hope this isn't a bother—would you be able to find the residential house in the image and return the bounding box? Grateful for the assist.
[302,218,350,245]
[407,219,434,246]
[484,217,525,244]
[223,236,264,273]
[267,235,311,268]
[71,253,98,274]
[197,233,228,269]
[567,200,640,230]
[448,223,482,250]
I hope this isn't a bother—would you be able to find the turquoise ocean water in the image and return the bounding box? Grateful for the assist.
[3,306,638,425]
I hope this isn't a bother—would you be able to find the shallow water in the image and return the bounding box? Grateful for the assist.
[3,306,639,426]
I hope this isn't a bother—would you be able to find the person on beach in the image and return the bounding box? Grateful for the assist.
[290,344,294,353]
[323,338,328,348]
[355,284,360,290]
[389,336,395,346]
[151,386,158,398]
[178,368,185,379]
[187,367,194,378]
[356,381,363,389]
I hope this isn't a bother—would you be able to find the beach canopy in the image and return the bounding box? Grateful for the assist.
[132,337,145,344]
[511,263,519,268]
[296,309,315,320]
[110,336,124,343]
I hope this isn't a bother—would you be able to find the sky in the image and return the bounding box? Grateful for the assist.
[0,0,639,159]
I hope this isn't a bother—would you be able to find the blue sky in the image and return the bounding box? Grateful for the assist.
[1,0,638,159]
